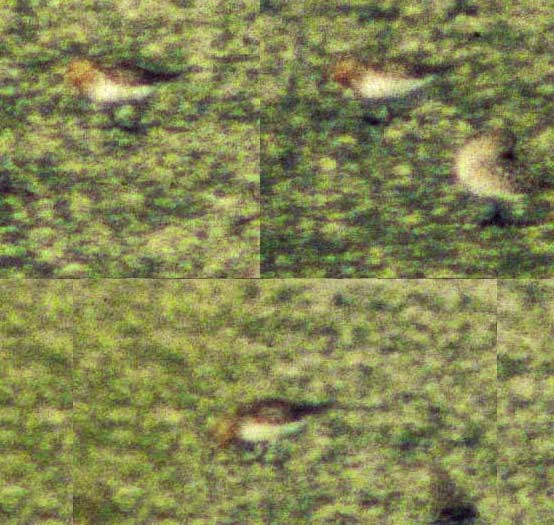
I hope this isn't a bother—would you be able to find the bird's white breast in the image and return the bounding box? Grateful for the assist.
[238,420,305,443]
[455,140,517,198]
[355,71,430,99]
[88,75,153,104]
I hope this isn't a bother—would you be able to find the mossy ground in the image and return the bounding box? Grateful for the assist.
[497,280,554,524]
[261,0,554,277]
[3,279,550,524]
[0,281,72,525]
[0,0,259,277]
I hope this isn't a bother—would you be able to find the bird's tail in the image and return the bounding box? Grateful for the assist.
[128,85,156,100]
[291,400,337,418]
[292,400,386,417]
[118,61,183,83]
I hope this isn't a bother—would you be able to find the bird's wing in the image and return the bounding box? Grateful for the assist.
[241,400,294,423]
[111,62,182,85]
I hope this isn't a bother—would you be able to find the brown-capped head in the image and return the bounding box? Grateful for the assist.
[329,58,366,88]
[210,415,239,448]
[65,59,99,90]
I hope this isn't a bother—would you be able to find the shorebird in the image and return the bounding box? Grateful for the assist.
[65,58,181,106]
[454,131,527,226]
[212,398,335,447]
[330,58,435,101]
[454,131,520,200]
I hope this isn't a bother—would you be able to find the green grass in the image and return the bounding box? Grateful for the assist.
[73,279,499,524]
[0,281,73,525]
[0,0,259,277]
[497,280,554,524]
[7,279,539,524]
[261,0,554,277]
[1,281,551,524]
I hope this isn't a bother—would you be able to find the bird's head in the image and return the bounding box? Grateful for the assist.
[65,59,99,91]
[329,58,365,88]
[210,415,239,448]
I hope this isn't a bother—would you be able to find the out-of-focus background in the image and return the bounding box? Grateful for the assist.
[0,0,259,277]
[497,280,554,524]
[74,279,498,524]
[261,0,553,277]
[3,279,551,524]
[0,281,72,525]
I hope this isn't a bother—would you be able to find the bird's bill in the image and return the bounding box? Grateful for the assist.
[89,79,154,104]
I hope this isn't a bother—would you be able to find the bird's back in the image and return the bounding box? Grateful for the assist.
[238,398,335,422]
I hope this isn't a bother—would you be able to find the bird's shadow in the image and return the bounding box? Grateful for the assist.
[430,503,479,524]
[429,466,479,525]
[230,439,297,469]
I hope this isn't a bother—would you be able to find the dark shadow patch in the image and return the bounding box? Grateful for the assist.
[432,503,478,524]
[430,466,479,524]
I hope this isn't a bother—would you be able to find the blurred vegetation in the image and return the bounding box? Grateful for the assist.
[261,0,554,277]
[73,279,497,524]
[4,279,551,524]
[0,0,259,277]
[497,280,554,524]
[0,281,73,525]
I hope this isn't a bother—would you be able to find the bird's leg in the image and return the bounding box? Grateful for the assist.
[241,442,269,463]
[478,201,509,227]
[362,104,391,126]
